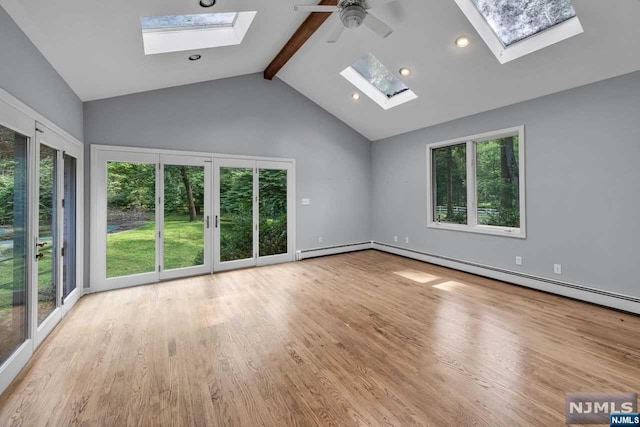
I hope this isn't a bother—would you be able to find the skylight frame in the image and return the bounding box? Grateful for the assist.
[341,54,418,110]
[140,11,257,55]
[454,0,583,64]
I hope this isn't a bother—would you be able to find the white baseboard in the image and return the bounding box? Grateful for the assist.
[297,242,373,261]
[372,242,640,315]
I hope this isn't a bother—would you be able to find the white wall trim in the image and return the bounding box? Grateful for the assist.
[90,143,295,164]
[372,242,640,315]
[0,87,83,147]
[297,242,373,261]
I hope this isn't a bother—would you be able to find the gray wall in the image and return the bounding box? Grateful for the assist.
[0,5,83,140]
[84,73,372,285]
[372,70,640,298]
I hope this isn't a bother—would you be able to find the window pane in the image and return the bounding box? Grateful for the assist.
[38,145,58,325]
[476,136,520,228]
[220,167,253,262]
[433,144,467,224]
[106,162,156,278]
[63,154,77,298]
[163,165,205,270]
[471,0,577,46]
[351,53,409,99]
[0,126,28,365]
[259,169,287,257]
[141,13,237,31]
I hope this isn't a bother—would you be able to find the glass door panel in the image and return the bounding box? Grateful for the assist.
[62,154,77,299]
[258,169,288,257]
[106,161,157,278]
[256,161,293,266]
[160,156,210,280]
[37,144,58,325]
[214,159,256,271]
[163,165,205,270]
[0,125,28,365]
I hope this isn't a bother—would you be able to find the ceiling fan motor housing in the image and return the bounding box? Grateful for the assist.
[340,2,367,29]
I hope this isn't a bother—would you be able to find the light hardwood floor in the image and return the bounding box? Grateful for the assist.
[1,250,639,426]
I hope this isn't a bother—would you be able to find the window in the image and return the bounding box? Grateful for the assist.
[427,126,525,238]
[141,13,238,31]
[340,53,417,110]
[140,11,257,55]
[455,0,582,63]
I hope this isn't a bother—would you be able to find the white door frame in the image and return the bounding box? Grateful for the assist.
[33,124,83,348]
[0,90,84,396]
[0,99,35,395]
[91,151,160,292]
[159,154,212,281]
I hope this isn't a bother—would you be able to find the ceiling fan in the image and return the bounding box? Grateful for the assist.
[294,0,394,43]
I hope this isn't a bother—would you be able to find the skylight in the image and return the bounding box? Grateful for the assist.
[470,0,576,46]
[351,54,409,99]
[141,13,237,32]
[454,0,583,63]
[140,11,257,55]
[341,53,417,110]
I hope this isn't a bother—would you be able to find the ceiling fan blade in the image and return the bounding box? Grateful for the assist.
[294,5,339,12]
[363,13,393,38]
[327,21,345,43]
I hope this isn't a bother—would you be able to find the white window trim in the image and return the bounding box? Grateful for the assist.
[454,0,583,64]
[426,125,526,239]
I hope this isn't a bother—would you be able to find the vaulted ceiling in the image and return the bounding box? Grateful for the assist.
[2,0,640,140]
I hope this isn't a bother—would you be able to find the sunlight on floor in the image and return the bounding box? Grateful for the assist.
[432,281,470,292]
[393,269,440,284]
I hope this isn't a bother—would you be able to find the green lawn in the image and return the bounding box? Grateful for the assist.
[107,214,204,278]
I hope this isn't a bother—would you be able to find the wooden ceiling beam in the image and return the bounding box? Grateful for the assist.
[264,0,338,80]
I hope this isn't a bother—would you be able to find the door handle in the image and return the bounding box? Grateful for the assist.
[36,242,46,248]
[36,252,44,261]
[206,215,210,229]
[215,215,219,228]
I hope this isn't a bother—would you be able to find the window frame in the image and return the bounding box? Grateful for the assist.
[426,125,526,239]
[454,0,583,64]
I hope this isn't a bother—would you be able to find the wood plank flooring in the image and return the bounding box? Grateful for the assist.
[1,250,639,426]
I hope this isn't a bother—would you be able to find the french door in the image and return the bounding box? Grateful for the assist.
[213,159,294,272]
[159,155,211,281]
[33,125,81,347]
[94,151,211,290]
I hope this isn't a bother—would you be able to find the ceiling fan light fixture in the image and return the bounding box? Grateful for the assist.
[455,35,470,48]
[340,5,367,29]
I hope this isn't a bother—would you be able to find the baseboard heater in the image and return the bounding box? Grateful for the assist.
[372,241,640,315]
[297,242,373,260]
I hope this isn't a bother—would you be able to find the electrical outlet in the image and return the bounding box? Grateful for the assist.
[405,237,409,244]
[394,236,398,242]
[301,198,310,206]
[554,264,562,275]
[515,256,522,266]
[318,236,323,244]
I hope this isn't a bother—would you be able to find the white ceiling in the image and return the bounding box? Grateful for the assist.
[2,0,640,141]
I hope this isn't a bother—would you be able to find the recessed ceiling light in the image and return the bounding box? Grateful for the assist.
[399,67,411,77]
[455,35,470,48]
[352,93,360,100]
[189,54,202,61]
[199,0,216,7]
